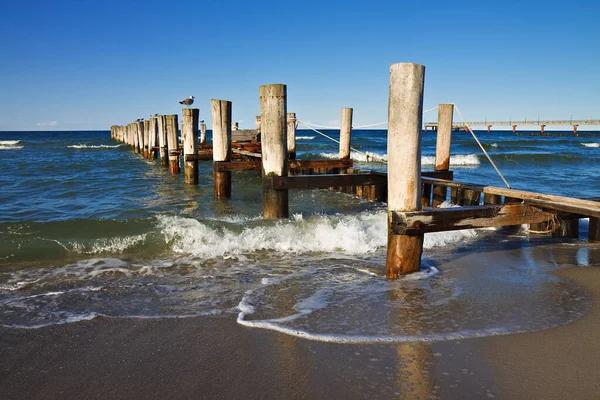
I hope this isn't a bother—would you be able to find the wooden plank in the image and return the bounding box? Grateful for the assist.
[266,173,386,190]
[214,159,353,172]
[232,148,261,158]
[391,204,554,235]
[421,176,600,218]
[232,129,258,142]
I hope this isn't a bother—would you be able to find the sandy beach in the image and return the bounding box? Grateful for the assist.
[1,253,599,400]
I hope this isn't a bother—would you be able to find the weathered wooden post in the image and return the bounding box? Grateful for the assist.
[132,123,139,152]
[287,112,297,159]
[339,108,353,160]
[386,63,425,278]
[212,100,232,198]
[148,117,158,159]
[590,218,600,242]
[143,120,150,158]
[200,122,207,144]
[158,116,168,166]
[136,121,144,154]
[182,108,199,184]
[260,84,288,218]
[432,104,454,207]
[165,115,180,173]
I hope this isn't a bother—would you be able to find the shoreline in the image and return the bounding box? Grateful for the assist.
[1,262,599,399]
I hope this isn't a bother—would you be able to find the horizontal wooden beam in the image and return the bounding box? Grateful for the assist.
[232,149,261,158]
[391,204,554,235]
[214,159,354,172]
[266,173,385,190]
[184,154,213,161]
[421,177,600,218]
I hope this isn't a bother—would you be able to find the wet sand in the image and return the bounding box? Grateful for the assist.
[1,265,599,399]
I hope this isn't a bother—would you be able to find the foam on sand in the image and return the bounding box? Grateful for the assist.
[68,144,123,149]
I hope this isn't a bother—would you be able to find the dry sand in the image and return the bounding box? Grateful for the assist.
[1,266,599,399]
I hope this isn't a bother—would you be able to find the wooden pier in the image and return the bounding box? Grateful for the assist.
[110,62,600,278]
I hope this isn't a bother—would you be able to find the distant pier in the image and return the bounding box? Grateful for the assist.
[424,119,600,135]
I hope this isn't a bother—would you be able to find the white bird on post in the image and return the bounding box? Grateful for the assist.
[179,96,195,107]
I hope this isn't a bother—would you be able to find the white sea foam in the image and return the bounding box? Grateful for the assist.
[71,234,147,254]
[156,211,480,259]
[581,143,599,148]
[0,140,20,145]
[319,152,480,166]
[296,136,315,140]
[68,144,122,149]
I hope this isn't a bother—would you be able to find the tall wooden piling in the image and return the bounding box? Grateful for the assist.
[158,116,168,166]
[287,112,297,159]
[136,121,144,154]
[143,120,150,158]
[148,117,158,159]
[432,104,454,207]
[340,108,353,160]
[212,99,232,198]
[182,108,199,184]
[165,115,180,173]
[260,84,288,218]
[386,63,425,278]
[200,123,207,144]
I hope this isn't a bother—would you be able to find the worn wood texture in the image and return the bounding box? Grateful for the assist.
[421,176,600,218]
[232,129,259,142]
[200,123,207,144]
[391,204,553,235]
[182,108,199,184]
[266,173,385,190]
[421,183,432,208]
[212,100,232,198]
[214,159,353,172]
[287,112,296,159]
[158,116,168,166]
[260,84,288,218]
[143,120,150,158]
[461,189,481,206]
[386,62,425,277]
[137,121,144,155]
[340,108,352,160]
[148,117,158,159]
[435,104,454,171]
[552,217,580,239]
[165,115,180,173]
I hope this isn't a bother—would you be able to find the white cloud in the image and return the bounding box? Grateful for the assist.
[36,121,59,127]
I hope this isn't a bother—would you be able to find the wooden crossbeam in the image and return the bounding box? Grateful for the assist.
[266,173,385,190]
[391,204,554,235]
[214,159,354,172]
[421,177,600,218]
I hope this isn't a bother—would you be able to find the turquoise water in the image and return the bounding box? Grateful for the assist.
[0,129,597,340]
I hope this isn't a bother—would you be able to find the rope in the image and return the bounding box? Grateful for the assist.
[423,106,439,114]
[453,104,511,189]
[296,120,387,163]
[352,121,387,129]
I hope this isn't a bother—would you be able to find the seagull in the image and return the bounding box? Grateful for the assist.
[150,113,158,118]
[179,95,195,107]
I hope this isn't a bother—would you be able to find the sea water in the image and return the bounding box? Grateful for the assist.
[0,129,598,341]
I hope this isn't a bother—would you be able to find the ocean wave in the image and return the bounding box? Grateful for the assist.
[296,136,316,140]
[318,152,480,166]
[0,145,23,150]
[68,144,123,149]
[581,143,599,148]
[156,211,480,258]
[0,140,20,145]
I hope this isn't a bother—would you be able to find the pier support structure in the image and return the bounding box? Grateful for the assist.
[573,125,578,134]
[512,125,517,133]
[182,108,199,184]
[212,99,232,198]
[287,112,297,160]
[432,103,454,207]
[260,84,289,219]
[386,62,425,278]
[148,117,158,159]
[165,115,180,173]
[200,123,207,144]
[540,124,546,133]
[158,116,168,167]
[340,108,353,161]
[487,125,492,133]
[143,120,150,158]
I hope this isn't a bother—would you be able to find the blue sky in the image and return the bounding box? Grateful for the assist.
[0,0,598,131]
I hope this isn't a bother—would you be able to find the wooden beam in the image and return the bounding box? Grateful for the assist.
[232,148,261,158]
[214,159,354,172]
[421,177,600,218]
[266,173,385,190]
[391,204,554,235]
